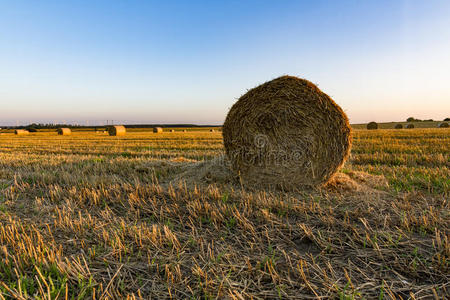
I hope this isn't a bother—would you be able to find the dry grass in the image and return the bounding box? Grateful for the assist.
[14,129,29,135]
[108,125,126,136]
[223,76,352,189]
[57,128,71,136]
[0,128,448,299]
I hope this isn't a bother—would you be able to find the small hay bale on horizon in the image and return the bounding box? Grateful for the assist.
[209,129,215,132]
[57,128,71,135]
[15,129,29,135]
[395,124,403,129]
[182,129,187,132]
[222,75,352,189]
[406,123,415,129]
[108,125,126,136]
[438,122,449,128]
[153,127,163,133]
[169,129,175,132]
[366,122,378,130]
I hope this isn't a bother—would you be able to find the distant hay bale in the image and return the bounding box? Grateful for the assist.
[438,122,449,128]
[15,129,29,135]
[108,125,126,136]
[209,129,215,132]
[57,128,71,135]
[366,122,378,130]
[394,124,403,129]
[406,123,415,129]
[153,127,163,133]
[169,129,175,132]
[222,75,352,189]
[182,129,187,132]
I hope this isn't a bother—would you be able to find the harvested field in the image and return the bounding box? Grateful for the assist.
[0,128,448,298]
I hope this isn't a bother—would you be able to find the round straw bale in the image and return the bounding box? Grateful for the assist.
[169,129,175,132]
[406,123,415,129]
[182,129,187,132]
[394,124,403,129]
[153,127,163,133]
[209,129,215,132]
[222,75,352,189]
[57,128,71,135]
[438,122,449,128]
[108,125,126,136]
[366,122,378,130]
[15,129,30,135]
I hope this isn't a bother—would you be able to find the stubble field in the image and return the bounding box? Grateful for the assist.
[0,128,448,299]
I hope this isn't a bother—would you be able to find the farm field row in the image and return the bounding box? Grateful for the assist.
[0,128,448,298]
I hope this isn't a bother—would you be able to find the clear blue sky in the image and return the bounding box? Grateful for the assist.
[1,0,449,125]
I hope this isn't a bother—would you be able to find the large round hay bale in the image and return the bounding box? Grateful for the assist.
[15,129,29,135]
[108,125,126,136]
[57,128,71,135]
[222,75,352,189]
[366,122,378,130]
[153,127,163,133]
[394,124,403,129]
[406,123,415,129]
[438,122,449,128]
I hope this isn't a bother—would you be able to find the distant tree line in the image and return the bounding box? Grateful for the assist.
[123,124,221,128]
[406,117,450,122]
[23,123,85,132]
[5,123,222,130]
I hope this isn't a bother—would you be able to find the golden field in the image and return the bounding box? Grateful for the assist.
[0,128,448,299]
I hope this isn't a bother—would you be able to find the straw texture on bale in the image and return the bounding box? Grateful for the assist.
[222,75,352,189]
[108,125,126,136]
[438,122,449,128]
[406,124,415,129]
[15,129,29,135]
[366,122,378,130]
[57,128,71,135]
[394,124,403,129]
[153,127,163,133]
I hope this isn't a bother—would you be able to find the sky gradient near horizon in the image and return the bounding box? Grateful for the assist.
[1,0,450,125]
